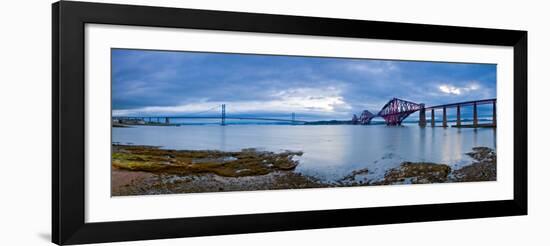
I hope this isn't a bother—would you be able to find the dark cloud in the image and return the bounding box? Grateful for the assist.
[112,49,496,119]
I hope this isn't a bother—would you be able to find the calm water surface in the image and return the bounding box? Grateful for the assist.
[112,124,496,181]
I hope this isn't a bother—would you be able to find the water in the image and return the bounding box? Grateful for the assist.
[112,124,496,182]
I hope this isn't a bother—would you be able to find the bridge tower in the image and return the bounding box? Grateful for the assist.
[291,112,296,125]
[378,98,423,126]
[358,110,375,125]
[221,104,226,126]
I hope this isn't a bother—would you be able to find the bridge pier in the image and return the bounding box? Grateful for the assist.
[431,109,435,127]
[456,105,461,127]
[473,102,478,127]
[419,104,426,127]
[442,107,447,127]
[493,101,497,127]
[221,104,226,126]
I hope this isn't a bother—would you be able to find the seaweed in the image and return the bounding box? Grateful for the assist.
[112,144,303,177]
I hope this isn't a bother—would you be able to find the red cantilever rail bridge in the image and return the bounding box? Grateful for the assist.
[354,98,496,127]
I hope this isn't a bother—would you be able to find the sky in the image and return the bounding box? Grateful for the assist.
[112,49,496,121]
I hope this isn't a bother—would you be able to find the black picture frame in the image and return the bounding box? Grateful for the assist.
[52,1,527,245]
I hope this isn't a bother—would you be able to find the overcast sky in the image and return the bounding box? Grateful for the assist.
[112,49,496,120]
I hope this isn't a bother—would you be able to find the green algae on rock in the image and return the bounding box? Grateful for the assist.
[112,144,303,177]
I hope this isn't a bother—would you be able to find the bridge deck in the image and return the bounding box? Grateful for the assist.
[425,98,496,109]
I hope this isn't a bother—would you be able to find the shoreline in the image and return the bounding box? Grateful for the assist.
[111,145,496,196]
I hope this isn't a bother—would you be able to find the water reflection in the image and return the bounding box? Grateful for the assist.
[113,124,495,181]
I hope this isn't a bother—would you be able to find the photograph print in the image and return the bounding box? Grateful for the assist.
[111,48,497,196]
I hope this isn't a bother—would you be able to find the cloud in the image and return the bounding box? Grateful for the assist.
[270,86,350,111]
[113,86,352,118]
[112,49,496,119]
[439,85,462,95]
[342,60,398,74]
[438,82,481,95]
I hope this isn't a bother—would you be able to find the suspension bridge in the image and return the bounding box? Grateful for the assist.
[113,98,496,128]
[113,104,306,126]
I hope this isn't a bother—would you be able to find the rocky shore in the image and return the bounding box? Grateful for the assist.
[450,147,497,182]
[112,145,496,196]
[112,145,328,195]
[368,147,496,186]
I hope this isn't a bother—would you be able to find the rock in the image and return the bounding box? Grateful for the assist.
[467,147,495,162]
[375,162,451,185]
[112,144,303,178]
[339,167,369,183]
[452,147,496,182]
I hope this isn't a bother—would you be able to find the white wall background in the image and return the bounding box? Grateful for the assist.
[0,0,547,245]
